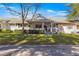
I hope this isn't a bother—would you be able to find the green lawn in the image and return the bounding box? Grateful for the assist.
[0,32,79,45]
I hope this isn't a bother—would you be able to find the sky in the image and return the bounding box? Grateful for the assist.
[0,3,70,19]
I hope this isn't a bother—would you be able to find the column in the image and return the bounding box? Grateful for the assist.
[50,22,53,33]
[42,22,44,30]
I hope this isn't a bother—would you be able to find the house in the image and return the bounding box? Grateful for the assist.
[8,18,55,34]
[8,20,28,31]
[54,21,79,34]
[0,20,10,30]
[0,18,79,34]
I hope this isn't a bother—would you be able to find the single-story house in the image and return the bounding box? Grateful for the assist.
[0,18,79,34]
[54,21,79,34]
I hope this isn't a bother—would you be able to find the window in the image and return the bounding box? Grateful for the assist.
[53,24,58,27]
[77,25,79,29]
[17,24,22,27]
[35,24,42,28]
[17,24,27,27]
[0,25,1,28]
[67,26,72,29]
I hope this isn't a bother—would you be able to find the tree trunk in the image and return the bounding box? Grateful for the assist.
[22,18,25,34]
[20,4,25,34]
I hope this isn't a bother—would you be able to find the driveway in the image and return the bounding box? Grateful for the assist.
[0,45,79,56]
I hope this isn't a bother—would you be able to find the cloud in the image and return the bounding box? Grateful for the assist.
[56,13,68,16]
[0,5,4,8]
[58,11,67,13]
[47,10,55,13]
[56,11,68,17]
[0,4,15,9]
[46,9,68,17]
[47,9,68,13]
[9,6,15,9]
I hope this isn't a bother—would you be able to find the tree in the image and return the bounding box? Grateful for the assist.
[2,3,41,34]
[34,13,47,20]
[31,4,41,20]
[67,3,79,21]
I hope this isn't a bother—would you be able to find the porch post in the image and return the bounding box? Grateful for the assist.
[42,22,44,30]
[50,22,53,33]
[41,22,44,33]
[32,23,35,29]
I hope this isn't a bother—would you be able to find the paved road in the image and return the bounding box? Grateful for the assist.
[0,45,79,56]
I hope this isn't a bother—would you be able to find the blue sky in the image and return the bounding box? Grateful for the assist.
[0,3,69,19]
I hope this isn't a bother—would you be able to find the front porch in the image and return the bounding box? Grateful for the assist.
[27,20,57,34]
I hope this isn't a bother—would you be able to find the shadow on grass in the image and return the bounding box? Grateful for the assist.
[0,32,79,45]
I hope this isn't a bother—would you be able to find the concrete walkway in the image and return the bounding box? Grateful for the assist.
[0,45,79,56]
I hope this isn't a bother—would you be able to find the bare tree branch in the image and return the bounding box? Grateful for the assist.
[31,4,41,20]
[3,4,21,15]
[2,3,41,34]
[24,5,32,19]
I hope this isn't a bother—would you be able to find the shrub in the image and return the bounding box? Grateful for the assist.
[2,29,12,33]
[13,30,22,33]
[29,30,44,34]
[0,29,2,32]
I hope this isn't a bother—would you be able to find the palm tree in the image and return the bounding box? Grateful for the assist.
[67,3,79,21]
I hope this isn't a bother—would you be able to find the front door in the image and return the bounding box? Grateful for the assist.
[44,24,51,34]
[44,25,48,32]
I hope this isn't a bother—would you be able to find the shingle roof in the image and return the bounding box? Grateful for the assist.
[0,17,79,25]
[54,20,72,24]
[8,20,28,24]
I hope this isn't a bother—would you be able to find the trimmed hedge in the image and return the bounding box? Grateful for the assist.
[28,30,44,34]
[13,29,44,34]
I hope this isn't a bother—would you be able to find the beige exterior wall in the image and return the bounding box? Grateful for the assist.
[0,20,79,34]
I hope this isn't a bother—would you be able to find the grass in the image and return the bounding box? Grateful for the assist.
[0,32,79,45]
